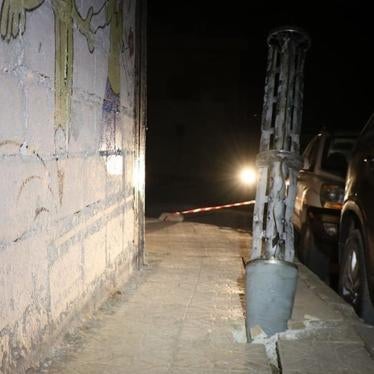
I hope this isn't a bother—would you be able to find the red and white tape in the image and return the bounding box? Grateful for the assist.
[178,200,255,215]
[159,200,255,222]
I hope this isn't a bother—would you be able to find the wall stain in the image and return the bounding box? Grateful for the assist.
[34,207,50,220]
[0,140,21,148]
[57,168,64,206]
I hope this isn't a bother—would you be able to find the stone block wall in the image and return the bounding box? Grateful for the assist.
[0,1,145,372]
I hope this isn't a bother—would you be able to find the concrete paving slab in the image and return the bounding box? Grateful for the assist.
[355,324,374,357]
[172,341,269,373]
[35,220,374,374]
[278,340,374,374]
[290,279,344,324]
[38,221,272,374]
[281,325,363,343]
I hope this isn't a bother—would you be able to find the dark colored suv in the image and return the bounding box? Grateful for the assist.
[339,115,374,323]
[294,131,356,285]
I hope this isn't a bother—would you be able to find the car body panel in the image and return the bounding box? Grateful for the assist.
[294,132,351,235]
[294,131,356,283]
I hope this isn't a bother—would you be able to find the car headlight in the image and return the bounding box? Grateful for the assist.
[320,183,344,209]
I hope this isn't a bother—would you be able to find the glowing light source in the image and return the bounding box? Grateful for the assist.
[106,155,123,176]
[133,155,145,191]
[239,167,257,186]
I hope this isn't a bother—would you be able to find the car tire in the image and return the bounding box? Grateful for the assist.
[339,229,374,324]
[299,222,330,282]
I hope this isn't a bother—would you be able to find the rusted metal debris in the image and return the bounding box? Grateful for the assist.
[251,27,310,262]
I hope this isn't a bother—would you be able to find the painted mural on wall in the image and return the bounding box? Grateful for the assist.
[121,0,135,115]
[100,0,123,153]
[0,0,135,153]
[99,0,136,153]
[0,0,136,241]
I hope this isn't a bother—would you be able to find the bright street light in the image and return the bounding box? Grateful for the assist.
[239,167,257,186]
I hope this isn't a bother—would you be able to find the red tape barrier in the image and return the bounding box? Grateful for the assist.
[175,200,256,215]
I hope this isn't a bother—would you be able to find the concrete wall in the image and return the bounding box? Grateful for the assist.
[0,1,145,372]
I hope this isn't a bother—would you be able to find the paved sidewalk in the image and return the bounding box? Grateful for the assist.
[38,220,374,373]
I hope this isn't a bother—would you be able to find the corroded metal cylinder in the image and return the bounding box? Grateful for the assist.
[251,27,310,262]
[246,259,298,339]
[246,27,310,339]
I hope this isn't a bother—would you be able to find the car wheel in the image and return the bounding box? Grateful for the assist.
[300,222,330,282]
[339,229,374,323]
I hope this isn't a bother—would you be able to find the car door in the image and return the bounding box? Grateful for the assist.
[294,135,322,231]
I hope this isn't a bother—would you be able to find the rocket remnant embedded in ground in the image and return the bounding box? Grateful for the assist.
[246,27,310,340]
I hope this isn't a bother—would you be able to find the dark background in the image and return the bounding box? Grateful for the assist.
[145,0,374,217]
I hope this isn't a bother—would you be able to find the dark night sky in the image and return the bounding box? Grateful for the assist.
[146,0,374,208]
[149,0,374,131]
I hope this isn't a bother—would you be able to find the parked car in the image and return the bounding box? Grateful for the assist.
[339,115,374,323]
[293,131,356,285]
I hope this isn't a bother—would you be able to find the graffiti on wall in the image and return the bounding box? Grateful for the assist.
[0,0,135,154]
[0,0,136,240]
[100,0,123,153]
[98,0,135,154]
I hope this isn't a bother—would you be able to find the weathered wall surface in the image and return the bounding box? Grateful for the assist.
[0,1,145,372]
